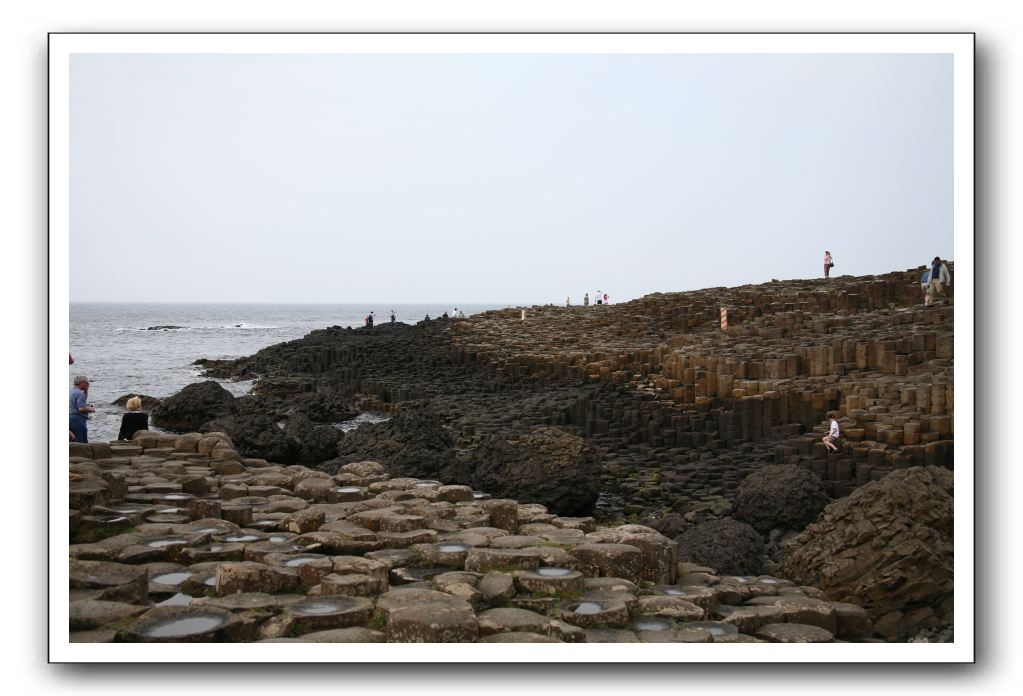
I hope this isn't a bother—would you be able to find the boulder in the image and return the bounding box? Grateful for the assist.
[111,394,163,411]
[461,426,599,516]
[152,381,238,432]
[324,405,455,479]
[201,413,300,464]
[677,519,764,576]
[733,464,829,534]
[284,413,343,464]
[780,466,953,641]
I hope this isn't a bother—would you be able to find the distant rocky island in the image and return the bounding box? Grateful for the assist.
[68,267,954,644]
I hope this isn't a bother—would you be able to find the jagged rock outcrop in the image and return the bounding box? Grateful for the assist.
[283,413,343,464]
[322,404,455,479]
[152,381,238,432]
[780,466,953,641]
[732,464,829,534]
[201,413,301,465]
[111,394,163,411]
[676,519,764,576]
[462,426,599,517]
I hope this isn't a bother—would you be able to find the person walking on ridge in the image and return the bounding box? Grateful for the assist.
[928,257,951,305]
[824,251,834,278]
[596,290,602,305]
[583,293,589,307]
[390,310,396,323]
[69,375,95,443]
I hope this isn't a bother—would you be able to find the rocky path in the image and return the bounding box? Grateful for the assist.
[68,432,876,643]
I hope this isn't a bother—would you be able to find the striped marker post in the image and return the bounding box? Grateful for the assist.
[720,307,728,331]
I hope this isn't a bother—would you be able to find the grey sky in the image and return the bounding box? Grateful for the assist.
[70,52,953,304]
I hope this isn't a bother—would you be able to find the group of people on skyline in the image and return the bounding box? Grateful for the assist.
[566,291,610,307]
[825,251,952,306]
[69,354,149,444]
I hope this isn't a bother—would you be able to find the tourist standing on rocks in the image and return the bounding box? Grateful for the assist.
[68,375,95,443]
[458,308,465,318]
[390,310,396,323]
[583,293,589,307]
[596,290,603,305]
[566,296,571,306]
[824,251,834,278]
[921,268,933,304]
[823,412,840,453]
[928,257,951,304]
[117,396,149,441]
[604,292,610,305]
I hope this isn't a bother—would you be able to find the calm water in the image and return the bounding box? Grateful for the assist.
[69,302,504,442]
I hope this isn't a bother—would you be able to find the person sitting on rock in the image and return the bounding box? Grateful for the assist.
[822,412,841,453]
[117,396,150,441]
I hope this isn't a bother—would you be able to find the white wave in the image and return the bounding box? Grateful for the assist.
[218,323,279,330]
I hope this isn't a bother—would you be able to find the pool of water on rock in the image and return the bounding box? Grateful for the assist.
[144,615,224,638]
[632,617,673,632]
[147,538,188,548]
[573,602,603,615]
[293,600,346,615]
[436,544,470,553]
[537,567,573,577]
[152,572,193,585]
[284,556,321,567]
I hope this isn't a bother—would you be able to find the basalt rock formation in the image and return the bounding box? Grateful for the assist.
[460,426,599,517]
[324,404,456,481]
[201,413,301,465]
[112,394,163,411]
[196,266,954,522]
[676,519,764,576]
[152,381,238,432]
[67,431,877,644]
[779,466,954,641]
[732,464,829,534]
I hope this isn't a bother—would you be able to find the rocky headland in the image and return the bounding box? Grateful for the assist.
[68,267,954,643]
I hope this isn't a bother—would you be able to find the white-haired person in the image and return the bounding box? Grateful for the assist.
[69,375,95,443]
[117,395,150,441]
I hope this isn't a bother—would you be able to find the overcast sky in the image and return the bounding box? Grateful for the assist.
[69,52,952,304]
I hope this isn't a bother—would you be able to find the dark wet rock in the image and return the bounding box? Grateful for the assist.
[780,466,953,641]
[145,325,185,331]
[111,394,163,411]
[152,381,238,432]
[201,413,300,464]
[284,413,343,464]
[733,464,829,534]
[323,405,455,480]
[677,519,764,576]
[460,426,598,516]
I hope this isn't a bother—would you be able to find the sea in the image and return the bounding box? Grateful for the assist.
[69,302,506,443]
